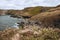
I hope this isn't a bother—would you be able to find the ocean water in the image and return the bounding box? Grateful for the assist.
[0,15,20,30]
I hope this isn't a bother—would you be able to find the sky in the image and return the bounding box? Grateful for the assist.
[0,0,60,10]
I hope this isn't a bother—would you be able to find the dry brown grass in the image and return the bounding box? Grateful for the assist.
[0,26,60,40]
[30,10,60,27]
[0,28,20,40]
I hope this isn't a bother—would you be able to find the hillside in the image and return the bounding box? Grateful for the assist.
[0,6,55,17]
[7,6,55,17]
[30,5,60,27]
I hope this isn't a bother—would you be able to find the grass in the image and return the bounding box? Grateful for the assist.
[0,26,60,40]
[28,7,42,16]
[6,6,52,17]
[20,27,60,40]
[30,10,60,27]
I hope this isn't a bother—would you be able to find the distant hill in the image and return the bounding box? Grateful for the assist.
[0,6,55,17]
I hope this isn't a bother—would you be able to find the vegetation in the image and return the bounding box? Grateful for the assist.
[30,6,60,27]
[0,27,60,40]
[21,28,60,40]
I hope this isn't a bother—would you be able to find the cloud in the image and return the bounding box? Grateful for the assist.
[0,0,60,10]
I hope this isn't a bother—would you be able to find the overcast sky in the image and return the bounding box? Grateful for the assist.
[0,0,60,10]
